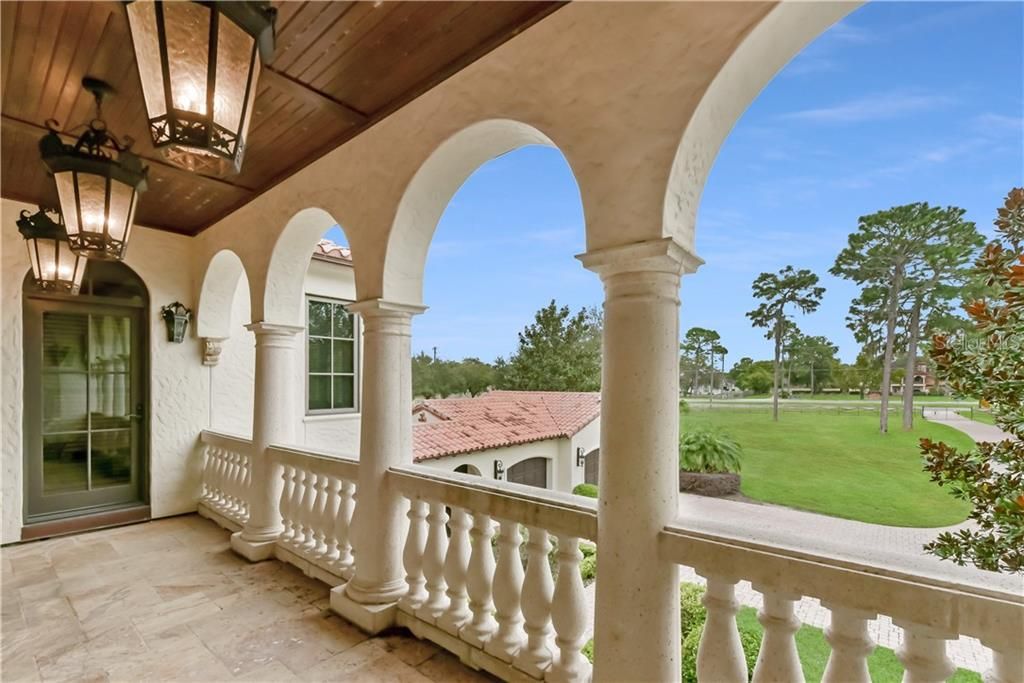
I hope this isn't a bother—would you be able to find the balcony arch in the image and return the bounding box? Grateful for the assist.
[197,249,249,340]
[381,119,578,307]
[662,1,860,249]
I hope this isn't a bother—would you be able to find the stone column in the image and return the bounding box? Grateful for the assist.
[230,321,303,562]
[331,299,424,633]
[578,237,701,683]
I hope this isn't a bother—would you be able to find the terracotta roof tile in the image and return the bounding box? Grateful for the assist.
[412,390,600,462]
[312,239,352,264]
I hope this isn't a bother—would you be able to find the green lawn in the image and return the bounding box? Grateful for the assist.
[732,393,972,402]
[682,410,974,527]
[971,410,996,426]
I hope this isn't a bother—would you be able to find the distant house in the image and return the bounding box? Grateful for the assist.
[891,358,944,395]
[412,391,601,492]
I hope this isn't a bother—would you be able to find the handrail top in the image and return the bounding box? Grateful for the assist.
[200,429,253,447]
[662,520,1024,605]
[267,443,359,464]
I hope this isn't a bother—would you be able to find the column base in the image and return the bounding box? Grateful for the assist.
[331,585,398,634]
[230,531,277,562]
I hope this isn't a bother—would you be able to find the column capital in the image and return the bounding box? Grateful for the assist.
[576,237,703,279]
[347,298,428,318]
[201,337,227,366]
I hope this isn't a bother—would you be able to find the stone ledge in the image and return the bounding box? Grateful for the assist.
[197,502,243,533]
[330,587,398,634]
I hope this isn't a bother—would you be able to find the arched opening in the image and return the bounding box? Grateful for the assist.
[507,457,549,489]
[198,250,253,437]
[454,463,481,476]
[264,209,361,455]
[22,260,149,524]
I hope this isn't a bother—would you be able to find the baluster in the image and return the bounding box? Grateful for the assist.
[200,446,214,503]
[461,512,497,647]
[310,471,330,557]
[983,636,1024,683]
[398,498,428,613]
[514,526,554,677]
[895,623,954,683]
[438,506,472,635]
[211,448,227,511]
[822,605,874,683]
[240,453,252,521]
[287,467,307,546]
[697,576,748,683]
[298,470,318,551]
[330,481,356,578]
[547,534,589,683]
[485,519,525,663]
[225,452,242,516]
[319,476,343,564]
[752,589,804,683]
[278,464,296,544]
[416,500,449,623]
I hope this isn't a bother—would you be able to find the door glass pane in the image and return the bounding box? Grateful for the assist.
[92,430,132,488]
[333,375,354,410]
[308,300,331,336]
[308,338,331,373]
[309,376,331,410]
[43,313,88,369]
[333,339,354,373]
[43,433,88,493]
[42,373,88,433]
[89,315,132,429]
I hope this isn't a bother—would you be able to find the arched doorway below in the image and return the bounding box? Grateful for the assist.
[507,457,548,489]
[22,261,149,527]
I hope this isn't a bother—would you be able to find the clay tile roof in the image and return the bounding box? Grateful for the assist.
[412,390,600,462]
[312,238,352,264]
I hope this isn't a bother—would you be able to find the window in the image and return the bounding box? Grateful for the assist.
[306,297,358,413]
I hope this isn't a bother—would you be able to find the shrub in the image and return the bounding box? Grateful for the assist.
[679,428,743,474]
[579,553,597,584]
[679,583,706,639]
[582,638,594,663]
[573,483,599,498]
[680,399,691,414]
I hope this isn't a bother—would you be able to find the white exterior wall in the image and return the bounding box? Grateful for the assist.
[417,414,600,493]
[2,198,206,543]
[207,256,362,457]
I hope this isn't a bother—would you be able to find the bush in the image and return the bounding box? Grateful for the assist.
[679,583,706,638]
[680,399,691,414]
[582,638,594,663]
[573,483,599,498]
[679,428,743,473]
[579,553,597,584]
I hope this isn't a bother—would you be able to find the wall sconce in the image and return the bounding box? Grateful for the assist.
[161,302,192,343]
[493,459,505,480]
[576,447,586,467]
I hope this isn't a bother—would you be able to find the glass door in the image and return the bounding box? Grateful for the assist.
[25,300,145,519]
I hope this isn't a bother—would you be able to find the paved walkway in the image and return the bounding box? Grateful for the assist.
[923,408,1014,443]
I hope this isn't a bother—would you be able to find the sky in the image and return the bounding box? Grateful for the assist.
[327,1,1024,366]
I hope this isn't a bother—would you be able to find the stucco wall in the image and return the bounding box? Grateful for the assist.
[209,275,254,438]
[2,198,206,543]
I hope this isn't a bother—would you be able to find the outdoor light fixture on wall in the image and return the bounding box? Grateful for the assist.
[493,460,505,480]
[161,302,192,343]
[126,1,277,176]
[576,447,586,468]
[17,207,88,295]
[38,77,148,262]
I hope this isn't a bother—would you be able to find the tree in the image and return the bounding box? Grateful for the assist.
[456,358,496,397]
[746,266,825,421]
[680,327,722,396]
[832,203,983,433]
[496,300,601,392]
[920,188,1024,573]
[788,334,839,393]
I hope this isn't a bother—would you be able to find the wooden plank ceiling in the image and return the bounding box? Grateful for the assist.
[1,1,562,235]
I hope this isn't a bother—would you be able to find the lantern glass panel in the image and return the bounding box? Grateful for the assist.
[76,172,108,237]
[214,17,254,132]
[107,180,136,243]
[54,172,80,238]
[31,238,56,283]
[165,2,211,115]
[125,2,166,118]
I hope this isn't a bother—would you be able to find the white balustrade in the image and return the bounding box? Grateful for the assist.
[392,465,596,682]
[268,445,359,582]
[660,521,1024,683]
[198,431,253,528]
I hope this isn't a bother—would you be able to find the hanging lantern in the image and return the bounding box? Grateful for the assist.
[16,207,88,295]
[161,302,192,343]
[39,77,148,262]
[125,1,276,176]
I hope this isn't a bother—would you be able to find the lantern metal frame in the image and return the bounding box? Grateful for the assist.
[39,77,148,262]
[16,207,88,295]
[161,301,193,343]
[125,1,277,176]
